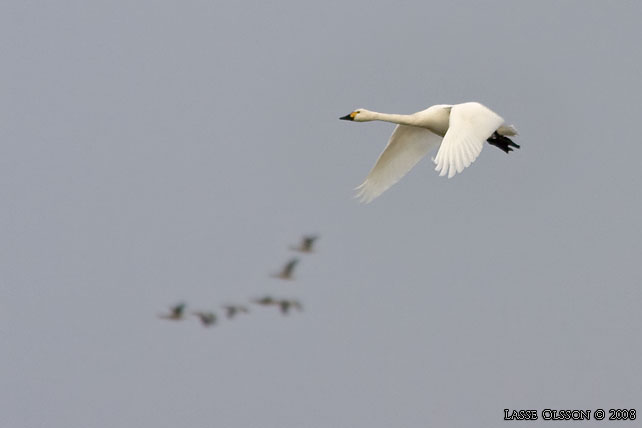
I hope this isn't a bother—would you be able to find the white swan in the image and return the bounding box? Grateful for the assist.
[340,102,519,203]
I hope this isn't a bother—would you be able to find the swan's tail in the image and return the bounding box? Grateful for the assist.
[487,130,520,154]
[497,124,518,136]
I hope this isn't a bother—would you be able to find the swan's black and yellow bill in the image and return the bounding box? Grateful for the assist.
[339,111,356,121]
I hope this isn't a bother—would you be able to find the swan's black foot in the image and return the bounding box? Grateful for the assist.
[487,131,520,153]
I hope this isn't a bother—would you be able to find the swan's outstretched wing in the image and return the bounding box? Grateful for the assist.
[433,102,504,178]
[355,125,442,203]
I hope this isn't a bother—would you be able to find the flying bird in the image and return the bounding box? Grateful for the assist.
[290,235,319,253]
[271,258,299,280]
[222,304,249,319]
[277,299,303,315]
[253,296,278,306]
[340,102,519,203]
[252,296,302,315]
[158,303,186,321]
[192,311,217,327]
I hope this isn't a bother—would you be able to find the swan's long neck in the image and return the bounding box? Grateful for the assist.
[369,112,420,127]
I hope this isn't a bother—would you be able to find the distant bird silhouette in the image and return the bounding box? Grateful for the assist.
[253,296,302,315]
[290,235,319,253]
[193,311,217,327]
[272,258,299,280]
[222,304,249,319]
[159,303,186,321]
[253,295,278,306]
[278,299,303,315]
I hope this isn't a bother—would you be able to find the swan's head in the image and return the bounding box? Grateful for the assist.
[339,109,372,122]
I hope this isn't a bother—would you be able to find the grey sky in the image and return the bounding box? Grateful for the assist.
[1,1,641,427]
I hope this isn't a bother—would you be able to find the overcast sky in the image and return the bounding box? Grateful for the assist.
[2,1,641,427]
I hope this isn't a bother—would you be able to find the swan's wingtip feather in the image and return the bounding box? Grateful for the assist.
[353,182,381,203]
[355,190,374,204]
[353,182,370,203]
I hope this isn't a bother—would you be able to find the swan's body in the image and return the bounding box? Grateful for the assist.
[340,102,519,203]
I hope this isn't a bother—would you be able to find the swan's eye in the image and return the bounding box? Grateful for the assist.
[350,111,359,119]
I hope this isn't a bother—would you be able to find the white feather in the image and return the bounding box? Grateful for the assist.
[433,102,504,179]
[355,125,442,203]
